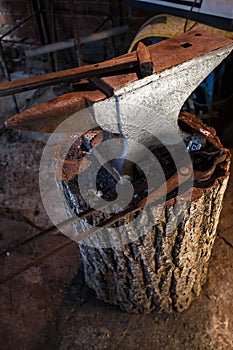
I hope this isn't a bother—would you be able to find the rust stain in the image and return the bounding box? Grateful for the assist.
[5,90,106,133]
[54,128,104,181]
[149,29,233,73]
[101,73,138,89]
[54,112,230,214]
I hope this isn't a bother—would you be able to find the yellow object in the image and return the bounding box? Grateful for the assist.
[129,13,233,52]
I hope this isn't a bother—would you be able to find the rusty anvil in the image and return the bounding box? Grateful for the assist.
[2,29,233,150]
[1,29,233,244]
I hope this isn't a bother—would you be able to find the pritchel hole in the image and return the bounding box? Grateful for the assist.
[180,42,192,48]
[195,33,202,36]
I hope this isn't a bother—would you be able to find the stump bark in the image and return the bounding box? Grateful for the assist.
[55,113,230,313]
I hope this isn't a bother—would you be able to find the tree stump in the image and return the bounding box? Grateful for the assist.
[54,112,230,313]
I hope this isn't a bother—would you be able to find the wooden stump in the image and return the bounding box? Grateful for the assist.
[55,113,230,313]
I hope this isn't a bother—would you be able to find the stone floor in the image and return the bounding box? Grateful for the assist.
[0,89,233,350]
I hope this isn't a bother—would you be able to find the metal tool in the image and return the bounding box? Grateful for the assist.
[3,28,232,142]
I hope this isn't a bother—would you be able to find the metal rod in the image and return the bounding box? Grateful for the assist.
[1,29,231,98]
[0,141,225,284]
[24,26,129,58]
[93,15,111,34]
[0,51,137,97]
[0,208,96,258]
[31,0,46,44]
[50,2,59,71]
[31,0,55,71]
[0,226,62,258]
[0,12,39,40]
[0,42,19,113]
[0,123,221,260]
[88,76,113,97]
[0,174,180,285]
[0,162,192,260]
[0,239,75,285]
[70,0,82,67]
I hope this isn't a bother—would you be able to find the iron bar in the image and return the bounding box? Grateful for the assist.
[93,15,111,34]
[31,0,55,71]
[0,164,190,285]
[24,26,129,58]
[69,0,82,67]
[0,142,221,261]
[0,137,227,284]
[0,239,75,285]
[50,2,59,71]
[0,208,96,258]
[0,29,231,99]
[0,51,138,97]
[0,42,19,113]
[0,12,39,41]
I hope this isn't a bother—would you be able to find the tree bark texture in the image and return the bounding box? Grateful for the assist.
[55,116,230,314]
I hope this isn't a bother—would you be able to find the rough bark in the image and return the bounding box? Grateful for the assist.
[55,118,230,314]
[69,178,229,313]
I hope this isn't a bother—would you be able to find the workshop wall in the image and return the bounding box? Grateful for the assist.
[0,0,151,39]
[0,0,154,65]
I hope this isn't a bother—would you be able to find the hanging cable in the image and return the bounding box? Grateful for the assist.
[184,0,198,33]
[194,92,233,107]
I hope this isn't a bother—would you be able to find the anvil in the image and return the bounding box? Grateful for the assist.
[3,29,233,150]
[2,28,233,248]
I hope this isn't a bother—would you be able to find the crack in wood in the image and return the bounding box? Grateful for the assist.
[217,234,233,250]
